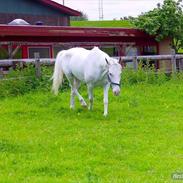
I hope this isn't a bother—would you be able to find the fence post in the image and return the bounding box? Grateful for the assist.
[171,49,176,73]
[34,52,41,78]
[133,56,138,71]
[0,68,3,79]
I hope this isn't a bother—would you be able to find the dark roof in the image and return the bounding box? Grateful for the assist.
[37,0,81,16]
[0,24,156,44]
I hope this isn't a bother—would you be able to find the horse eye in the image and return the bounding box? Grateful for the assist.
[109,73,113,76]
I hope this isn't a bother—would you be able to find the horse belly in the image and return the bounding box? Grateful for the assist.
[70,57,86,81]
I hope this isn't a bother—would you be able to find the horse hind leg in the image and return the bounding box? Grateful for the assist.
[70,81,76,109]
[87,83,94,110]
[64,74,76,109]
[67,76,87,108]
[74,78,87,108]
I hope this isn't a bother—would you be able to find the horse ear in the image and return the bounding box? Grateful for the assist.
[119,57,124,68]
[119,57,122,64]
[105,58,110,65]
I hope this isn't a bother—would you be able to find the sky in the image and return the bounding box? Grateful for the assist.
[53,0,164,20]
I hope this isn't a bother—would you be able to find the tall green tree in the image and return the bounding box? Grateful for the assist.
[134,0,183,52]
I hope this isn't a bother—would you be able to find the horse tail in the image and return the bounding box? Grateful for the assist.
[52,51,65,95]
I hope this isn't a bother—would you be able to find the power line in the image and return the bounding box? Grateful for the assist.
[99,0,104,20]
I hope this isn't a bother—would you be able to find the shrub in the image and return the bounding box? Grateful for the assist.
[0,65,69,98]
[122,63,169,85]
[0,63,180,98]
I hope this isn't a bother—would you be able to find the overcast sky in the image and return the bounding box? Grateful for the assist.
[53,0,164,20]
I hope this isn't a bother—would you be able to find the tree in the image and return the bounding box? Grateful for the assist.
[134,0,183,52]
[70,11,88,21]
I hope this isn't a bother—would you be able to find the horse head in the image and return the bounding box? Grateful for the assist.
[105,58,122,96]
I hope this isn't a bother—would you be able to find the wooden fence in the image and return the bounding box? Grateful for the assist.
[0,53,183,79]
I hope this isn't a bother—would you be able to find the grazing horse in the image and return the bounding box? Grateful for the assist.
[52,47,122,116]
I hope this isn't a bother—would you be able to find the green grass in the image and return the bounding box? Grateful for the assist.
[0,79,183,182]
[71,20,134,28]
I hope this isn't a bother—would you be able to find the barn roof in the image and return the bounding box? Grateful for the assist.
[37,0,81,16]
[0,25,156,45]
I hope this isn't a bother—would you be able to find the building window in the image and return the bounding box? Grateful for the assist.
[125,46,138,56]
[53,46,67,58]
[0,46,22,59]
[28,47,50,58]
[0,46,8,59]
[101,47,118,57]
[143,46,157,55]
[142,46,157,68]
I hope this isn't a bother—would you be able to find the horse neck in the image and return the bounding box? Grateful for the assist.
[101,68,108,80]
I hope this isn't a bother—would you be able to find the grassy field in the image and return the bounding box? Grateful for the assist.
[71,20,134,28]
[0,76,183,182]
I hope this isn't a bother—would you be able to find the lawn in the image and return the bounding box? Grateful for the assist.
[0,79,183,182]
[71,20,134,28]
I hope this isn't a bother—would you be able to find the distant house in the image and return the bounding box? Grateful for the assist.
[0,0,81,26]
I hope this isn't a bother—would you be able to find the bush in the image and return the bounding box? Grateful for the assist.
[0,63,182,98]
[0,65,69,98]
[122,63,170,85]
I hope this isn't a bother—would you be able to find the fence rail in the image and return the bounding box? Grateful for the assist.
[0,58,55,67]
[1,54,183,65]
[0,53,183,78]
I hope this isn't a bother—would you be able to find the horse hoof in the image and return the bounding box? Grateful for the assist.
[103,113,108,117]
[82,104,87,108]
[88,106,93,110]
[70,106,75,109]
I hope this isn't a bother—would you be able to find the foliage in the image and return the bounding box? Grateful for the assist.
[70,11,88,21]
[0,78,183,182]
[122,68,168,85]
[134,0,183,52]
[120,16,135,21]
[0,62,176,99]
[71,20,134,28]
[0,47,8,59]
[0,65,69,98]
[0,62,178,99]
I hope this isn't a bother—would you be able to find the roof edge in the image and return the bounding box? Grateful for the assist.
[38,0,82,16]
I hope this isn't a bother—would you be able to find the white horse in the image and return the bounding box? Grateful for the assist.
[52,47,122,116]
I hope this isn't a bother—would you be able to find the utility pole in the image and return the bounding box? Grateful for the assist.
[99,0,104,20]
[63,0,65,5]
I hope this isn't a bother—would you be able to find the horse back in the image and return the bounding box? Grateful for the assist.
[60,47,109,84]
[64,48,90,81]
[84,47,110,84]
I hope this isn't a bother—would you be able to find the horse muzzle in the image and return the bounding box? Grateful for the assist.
[112,88,120,96]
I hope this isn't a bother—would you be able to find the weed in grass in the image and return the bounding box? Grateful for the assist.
[0,139,29,154]
[32,166,63,177]
[86,170,100,183]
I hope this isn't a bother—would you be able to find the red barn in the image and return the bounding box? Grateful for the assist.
[0,0,172,70]
[0,25,159,58]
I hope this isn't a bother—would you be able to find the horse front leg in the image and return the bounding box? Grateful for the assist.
[87,84,94,110]
[70,86,76,109]
[103,83,110,116]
